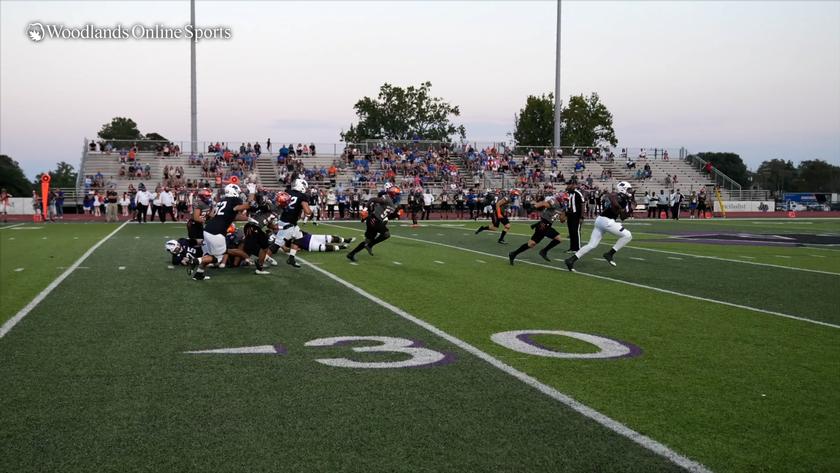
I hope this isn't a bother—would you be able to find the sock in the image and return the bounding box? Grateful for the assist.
[543,240,560,252]
[498,231,507,242]
[606,248,616,257]
[476,225,488,233]
[325,245,338,252]
[568,254,579,262]
[349,241,366,255]
[289,248,297,257]
[371,233,390,247]
[511,243,529,256]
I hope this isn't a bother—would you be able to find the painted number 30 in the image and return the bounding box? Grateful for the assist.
[305,336,448,369]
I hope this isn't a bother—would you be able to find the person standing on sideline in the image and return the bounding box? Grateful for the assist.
[422,189,434,220]
[55,189,65,220]
[648,191,658,218]
[1,188,11,222]
[105,188,119,222]
[671,188,683,220]
[135,184,151,223]
[159,187,175,222]
[566,180,584,252]
[657,189,669,219]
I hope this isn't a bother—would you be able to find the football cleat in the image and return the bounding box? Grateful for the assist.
[365,243,374,256]
[286,256,301,268]
[538,250,551,262]
[603,252,616,267]
[265,256,278,266]
[497,240,508,245]
[508,252,515,265]
[346,253,357,263]
[564,256,576,272]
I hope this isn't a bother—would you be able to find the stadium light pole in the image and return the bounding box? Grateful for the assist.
[190,0,197,154]
[553,0,562,151]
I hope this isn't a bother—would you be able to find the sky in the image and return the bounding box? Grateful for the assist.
[1,0,839,179]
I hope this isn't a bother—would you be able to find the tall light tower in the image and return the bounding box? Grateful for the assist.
[190,0,197,153]
[553,0,562,150]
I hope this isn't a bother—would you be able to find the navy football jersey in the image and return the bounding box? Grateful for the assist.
[279,189,309,225]
[204,196,243,234]
[172,238,203,265]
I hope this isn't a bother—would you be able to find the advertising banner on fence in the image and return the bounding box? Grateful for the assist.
[714,201,774,212]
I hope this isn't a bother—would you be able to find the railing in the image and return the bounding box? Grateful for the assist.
[684,154,743,194]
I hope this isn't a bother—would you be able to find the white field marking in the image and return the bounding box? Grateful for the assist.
[8,237,14,240]
[349,262,359,266]
[629,257,646,261]
[434,260,445,264]
[740,256,756,259]
[486,229,840,277]
[810,255,826,258]
[14,268,24,272]
[76,267,90,270]
[134,236,141,239]
[118,266,126,270]
[297,255,712,473]
[476,259,486,263]
[11,227,43,231]
[0,220,130,339]
[412,234,419,236]
[73,236,79,239]
[41,237,47,240]
[186,345,280,355]
[775,255,792,259]
[320,223,840,330]
[392,261,402,265]
[167,265,175,269]
[0,223,24,230]
[667,257,683,261]
[437,233,445,236]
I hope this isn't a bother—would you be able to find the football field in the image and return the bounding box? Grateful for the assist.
[1,218,839,472]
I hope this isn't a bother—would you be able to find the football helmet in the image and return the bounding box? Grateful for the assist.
[509,189,521,197]
[292,178,308,193]
[224,183,241,198]
[275,191,291,208]
[198,188,212,202]
[386,186,401,199]
[164,239,180,255]
[616,181,633,196]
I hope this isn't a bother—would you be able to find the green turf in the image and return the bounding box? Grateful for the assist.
[0,223,119,324]
[0,222,686,473]
[2,218,839,473]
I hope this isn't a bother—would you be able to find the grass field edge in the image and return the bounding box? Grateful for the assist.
[298,255,713,473]
[0,220,129,338]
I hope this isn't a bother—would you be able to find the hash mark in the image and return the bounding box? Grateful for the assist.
[434,260,445,264]
[810,255,826,258]
[775,255,791,259]
[118,266,126,270]
[629,257,646,261]
[392,261,402,265]
[667,257,683,260]
[740,256,756,259]
[14,268,24,272]
[476,259,486,263]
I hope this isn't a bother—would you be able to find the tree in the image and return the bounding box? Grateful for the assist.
[755,159,797,193]
[793,159,840,192]
[511,92,617,148]
[97,117,142,142]
[35,162,77,189]
[560,93,617,148]
[692,152,750,187]
[0,155,33,195]
[513,93,554,147]
[341,82,466,143]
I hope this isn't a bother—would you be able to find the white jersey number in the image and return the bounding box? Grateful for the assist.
[304,336,445,369]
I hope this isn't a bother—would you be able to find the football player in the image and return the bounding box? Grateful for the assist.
[192,182,255,280]
[187,188,213,246]
[346,186,401,262]
[565,181,634,271]
[408,187,424,226]
[303,187,320,226]
[242,219,273,274]
[165,238,203,272]
[508,192,567,265]
[277,231,355,253]
[274,179,313,268]
[474,189,519,244]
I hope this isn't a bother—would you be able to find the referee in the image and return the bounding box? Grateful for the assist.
[566,180,584,252]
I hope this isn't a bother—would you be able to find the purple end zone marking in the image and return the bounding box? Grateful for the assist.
[273,343,288,355]
[517,333,642,359]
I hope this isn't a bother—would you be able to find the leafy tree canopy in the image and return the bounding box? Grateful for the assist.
[341,81,465,143]
[691,152,750,187]
[512,92,617,148]
[0,155,33,195]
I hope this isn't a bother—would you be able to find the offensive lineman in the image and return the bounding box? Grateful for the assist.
[474,189,519,244]
[508,192,567,265]
[564,181,634,271]
[346,186,401,262]
[193,182,255,280]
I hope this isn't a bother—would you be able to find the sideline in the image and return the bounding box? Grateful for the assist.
[0,221,130,338]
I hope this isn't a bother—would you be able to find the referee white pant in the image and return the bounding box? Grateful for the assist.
[574,216,632,259]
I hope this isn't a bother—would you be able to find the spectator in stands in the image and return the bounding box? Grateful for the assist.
[704,162,713,175]
[82,192,92,215]
[626,155,636,169]
[266,138,271,153]
[574,159,585,173]
[663,150,670,161]
[672,174,678,187]
[310,143,316,156]
[89,141,96,152]
[639,148,647,160]
[665,174,672,188]
[119,148,127,163]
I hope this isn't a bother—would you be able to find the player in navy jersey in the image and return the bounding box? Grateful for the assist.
[474,189,518,244]
[273,178,312,268]
[346,186,401,262]
[165,238,203,271]
[187,188,213,245]
[508,192,567,265]
[565,181,634,271]
[192,182,255,280]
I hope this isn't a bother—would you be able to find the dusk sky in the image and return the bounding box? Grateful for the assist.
[1,0,838,179]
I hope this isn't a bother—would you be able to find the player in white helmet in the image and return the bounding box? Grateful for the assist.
[565,181,634,271]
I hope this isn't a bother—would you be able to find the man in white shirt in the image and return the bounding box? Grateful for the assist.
[135,185,152,223]
[422,190,434,220]
[159,187,175,223]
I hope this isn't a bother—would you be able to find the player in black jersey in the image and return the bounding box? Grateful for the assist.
[408,187,423,226]
[187,188,213,245]
[193,182,255,280]
[474,189,519,244]
[165,238,203,273]
[346,186,401,262]
[508,192,567,265]
[565,181,634,271]
[273,179,312,268]
[303,187,320,226]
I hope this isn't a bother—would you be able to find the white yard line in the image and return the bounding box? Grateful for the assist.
[298,255,712,473]
[0,223,24,230]
[319,223,840,330]
[0,220,130,339]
